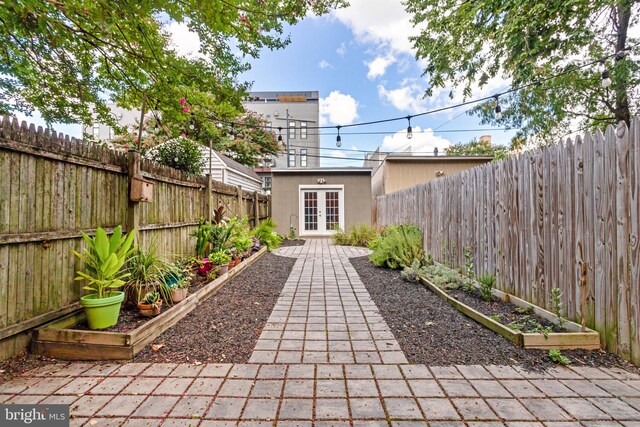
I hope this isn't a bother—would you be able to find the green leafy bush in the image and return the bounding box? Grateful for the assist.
[254,218,283,251]
[209,250,231,265]
[333,224,378,247]
[149,137,204,176]
[369,224,425,269]
[477,274,496,301]
[401,260,428,283]
[549,349,571,365]
[123,243,174,304]
[423,263,474,291]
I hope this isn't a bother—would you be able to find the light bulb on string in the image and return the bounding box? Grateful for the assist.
[336,126,342,147]
[189,120,195,130]
[277,127,283,143]
[229,124,235,140]
[406,115,413,139]
[494,95,502,120]
[601,69,612,88]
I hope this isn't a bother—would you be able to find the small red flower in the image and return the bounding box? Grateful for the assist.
[179,97,186,105]
[181,133,186,138]
[240,14,247,21]
[182,105,190,113]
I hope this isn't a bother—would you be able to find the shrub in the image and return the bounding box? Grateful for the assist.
[423,263,473,291]
[477,274,496,301]
[369,224,425,269]
[149,137,204,176]
[254,218,283,251]
[333,224,378,247]
[401,259,428,283]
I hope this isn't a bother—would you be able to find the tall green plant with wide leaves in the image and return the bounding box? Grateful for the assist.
[73,226,135,299]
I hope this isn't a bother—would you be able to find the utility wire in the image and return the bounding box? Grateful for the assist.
[205,42,640,132]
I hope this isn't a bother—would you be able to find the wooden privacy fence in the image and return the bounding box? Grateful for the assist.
[0,116,270,360]
[376,118,640,366]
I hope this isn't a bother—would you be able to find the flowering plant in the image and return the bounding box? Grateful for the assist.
[148,137,204,176]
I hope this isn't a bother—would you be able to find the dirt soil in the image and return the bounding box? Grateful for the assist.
[281,239,306,247]
[449,287,562,333]
[350,256,640,372]
[134,252,295,363]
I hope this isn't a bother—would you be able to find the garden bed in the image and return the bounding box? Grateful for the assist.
[420,275,600,350]
[135,251,296,363]
[31,247,267,361]
[351,256,637,371]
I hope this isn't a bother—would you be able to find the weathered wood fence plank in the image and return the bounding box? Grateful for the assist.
[376,120,640,366]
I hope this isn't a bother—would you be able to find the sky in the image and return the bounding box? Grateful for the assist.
[15,0,517,167]
[241,0,515,167]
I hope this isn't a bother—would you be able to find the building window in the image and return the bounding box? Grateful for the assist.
[92,124,100,138]
[289,121,296,139]
[263,176,272,189]
[300,149,308,167]
[267,122,272,130]
[288,149,296,167]
[300,122,307,139]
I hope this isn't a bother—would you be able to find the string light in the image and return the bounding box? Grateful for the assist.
[406,116,413,139]
[494,95,502,120]
[601,62,612,88]
[229,123,234,140]
[277,126,283,143]
[189,120,195,130]
[336,126,342,147]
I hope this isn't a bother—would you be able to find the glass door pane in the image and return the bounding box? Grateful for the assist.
[303,191,318,231]
[325,191,340,231]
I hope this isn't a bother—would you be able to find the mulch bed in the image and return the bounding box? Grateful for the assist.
[134,252,295,363]
[448,287,562,333]
[281,239,306,247]
[351,256,640,372]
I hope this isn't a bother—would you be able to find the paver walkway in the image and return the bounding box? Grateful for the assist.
[249,240,407,364]
[2,239,640,426]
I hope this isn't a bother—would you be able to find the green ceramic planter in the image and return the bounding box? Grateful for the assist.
[80,291,125,330]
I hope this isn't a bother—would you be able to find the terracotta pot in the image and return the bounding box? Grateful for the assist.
[171,288,188,303]
[218,263,229,275]
[198,258,213,276]
[126,284,155,306]
[138,299,163,317]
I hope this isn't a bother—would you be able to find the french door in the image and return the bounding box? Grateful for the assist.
[299,186,344,236]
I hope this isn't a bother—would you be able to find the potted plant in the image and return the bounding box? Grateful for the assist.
[209,250,231,275]
[171,276,190,303]
[72,226,135,330]
[123,244,173,306]
[138,291,163,317]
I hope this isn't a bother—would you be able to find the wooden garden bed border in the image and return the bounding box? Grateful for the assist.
[419,276,601,350]
[32,247,268,360]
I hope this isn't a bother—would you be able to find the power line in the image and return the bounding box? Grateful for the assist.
[206,42,639,133]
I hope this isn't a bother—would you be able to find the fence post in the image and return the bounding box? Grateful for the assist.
[236,185,244,218]
[127,150,141,241]
[253,191,260,226]
[205,173,212,222]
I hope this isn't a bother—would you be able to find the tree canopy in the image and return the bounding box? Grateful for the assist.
[405,0,640,145]
[445,137,508,159]
[1,0,346,133]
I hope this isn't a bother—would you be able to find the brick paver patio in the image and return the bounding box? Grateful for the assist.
[2,239,640,426]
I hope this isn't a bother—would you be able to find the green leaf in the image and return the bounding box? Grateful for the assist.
[94,228,110,262]
[109,225,123,254]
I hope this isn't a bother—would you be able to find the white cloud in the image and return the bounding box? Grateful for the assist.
[168,22,201,58]
[336,42,347,57]
[329,150,347,158]
[366,55,396,80]
[319,60,334,70]
[331,0,420,56]
[320,91,359,126]
[377,81,426,114]
[380,126,451,155]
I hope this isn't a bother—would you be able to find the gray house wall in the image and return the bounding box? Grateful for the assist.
[245,91,320,169]
[271,169,372,236]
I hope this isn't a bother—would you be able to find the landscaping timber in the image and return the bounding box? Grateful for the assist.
[31,247,267,360]
[419,276,601,350]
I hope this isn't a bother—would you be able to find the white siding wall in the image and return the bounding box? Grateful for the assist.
[226,171,262,193]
